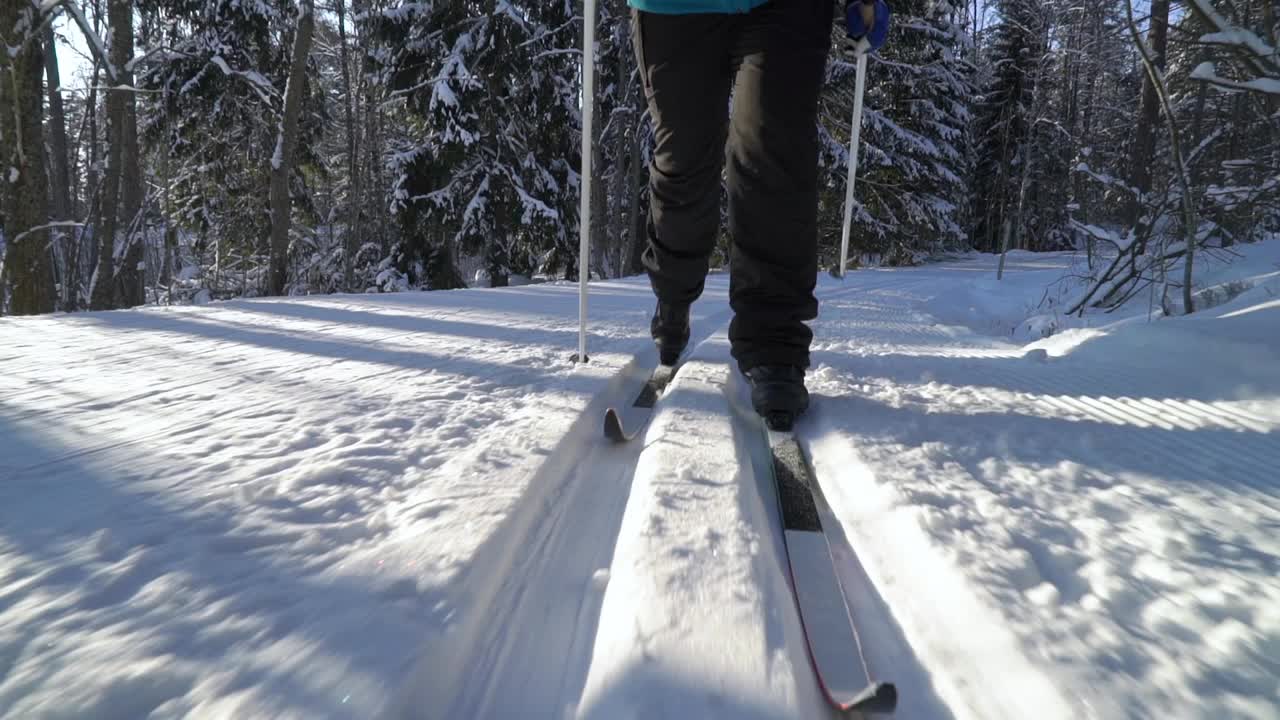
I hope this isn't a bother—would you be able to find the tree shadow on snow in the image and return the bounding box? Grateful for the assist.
[70,308,624,401]
[0,411,444,717]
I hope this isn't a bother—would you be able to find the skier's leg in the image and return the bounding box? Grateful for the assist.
[633,10,735,311]
[725,0,832,374]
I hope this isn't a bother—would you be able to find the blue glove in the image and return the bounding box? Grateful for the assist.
[845,0,890,53]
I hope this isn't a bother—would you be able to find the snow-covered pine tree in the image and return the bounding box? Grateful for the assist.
[90,0,146,310]
[1169,0,1280,245]
[369,0,580,289]
[970,0,1054,253]
[137,0,327,298]
[593,0,650,279]
[1122,0,1173,228]
[1058,0,1133,264]
[819,0,975,266]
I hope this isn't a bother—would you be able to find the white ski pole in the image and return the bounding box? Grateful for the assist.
[837,49,868,279]
[577,0,597,363]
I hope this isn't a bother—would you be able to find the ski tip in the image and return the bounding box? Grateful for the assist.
[603,408,630,443]
[843,682,898,715]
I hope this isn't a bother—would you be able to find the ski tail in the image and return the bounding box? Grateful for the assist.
[768,427,898,715]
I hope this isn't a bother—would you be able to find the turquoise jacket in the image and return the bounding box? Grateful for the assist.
[628,0,769,13]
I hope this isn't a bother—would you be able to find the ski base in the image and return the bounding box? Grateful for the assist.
[603,363,679,443]
[768,429,898,715]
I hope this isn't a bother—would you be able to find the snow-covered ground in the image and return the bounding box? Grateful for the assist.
[2,244,1278,719]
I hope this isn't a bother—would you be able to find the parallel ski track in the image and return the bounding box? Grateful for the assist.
[0,307,479,425]
[816,275,1279,499]
[445,391,647,720]
[393,307,735,720]
[403,283,889,719]
[803,270,1280,719]
[0,321,519,478]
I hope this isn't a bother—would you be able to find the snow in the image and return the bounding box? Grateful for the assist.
[206,56,276,104]
[271,128,284,170]
[576,338,829,720]
[805,246,1280,719]
[3,243,1279,718]
[1198,29,1276,60]
[1191,61,1280,96]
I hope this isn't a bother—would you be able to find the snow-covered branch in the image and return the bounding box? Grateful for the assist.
[10,221,85,246]
[1186,0,1280,85]
[55,0,119,84]
[1190,61,1280,96]
[208,56,279,104]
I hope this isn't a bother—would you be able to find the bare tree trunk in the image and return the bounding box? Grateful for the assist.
[44,25,74,309]
[1078,3,1102,268]
[90,0,141,310]
[335,0,359,291]
[160,117,176,294]
[82,50,102,304]
[996,217,1012,280]
[43,27,73,228]
[113,0,144,308]
[1125,0,1170,225]
[267,0,316,296]
[627,121,647,276]
[1,3,55,315]
[1125,0,1196,314]
[90,5,112,308]
[590,123,607,279]
[89,103,118,309]
[607,143,626,278]
[606,6,632,278]
[1008,49,1049,260]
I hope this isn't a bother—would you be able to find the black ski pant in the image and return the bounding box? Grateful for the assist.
[632,0,832,372]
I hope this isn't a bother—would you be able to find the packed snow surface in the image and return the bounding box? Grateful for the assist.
[2,246,1278,719]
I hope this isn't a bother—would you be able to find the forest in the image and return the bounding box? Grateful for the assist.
[1,0,1277,317]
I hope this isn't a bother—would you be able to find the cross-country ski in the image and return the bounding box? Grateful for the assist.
[4,0,1279,718]
[762,424,898,715]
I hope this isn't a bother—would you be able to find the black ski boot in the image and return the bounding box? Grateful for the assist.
[745,365,810,432]
[651,301,690,366]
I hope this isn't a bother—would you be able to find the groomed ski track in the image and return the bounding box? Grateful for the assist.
[389,257,1280,719]
[3,252,1278,719]
[387,281,887,720]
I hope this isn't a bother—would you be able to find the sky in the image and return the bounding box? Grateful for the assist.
[51,15,94,92]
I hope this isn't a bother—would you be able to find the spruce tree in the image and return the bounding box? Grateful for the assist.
[369,0,580,289]
[970,0,1047,253]
[137,0,326,296]
[819,0,976,264]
